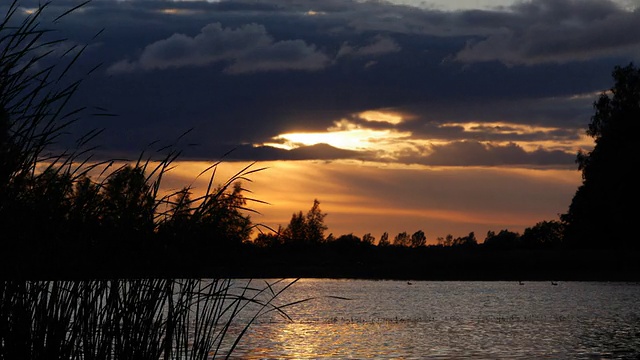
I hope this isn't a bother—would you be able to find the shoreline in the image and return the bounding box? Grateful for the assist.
[3,247,639,282]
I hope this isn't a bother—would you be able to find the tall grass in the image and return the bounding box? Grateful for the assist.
[0,2,301,359]
[0,278,301,359]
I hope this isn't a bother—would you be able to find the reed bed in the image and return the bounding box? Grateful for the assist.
[0,278,301,360]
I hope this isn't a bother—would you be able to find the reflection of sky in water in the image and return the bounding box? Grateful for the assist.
[221,280,640,359]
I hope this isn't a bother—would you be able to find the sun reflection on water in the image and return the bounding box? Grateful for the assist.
[236,321,414,359]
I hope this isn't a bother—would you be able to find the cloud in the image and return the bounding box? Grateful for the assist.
[399,93,598,133]
[46,0,615,170]
[193,143,370,162]
[400,141,576,167]
[107,22,330,74]
[337,35,401,58]
[453,0,640,65]
[196,137,577,168]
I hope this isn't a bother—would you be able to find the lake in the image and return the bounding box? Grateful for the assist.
[221,279,640,359]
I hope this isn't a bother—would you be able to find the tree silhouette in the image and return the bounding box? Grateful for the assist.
[283,211,307,244]
[195,182,253,248]
[561,63,640,249]
[410,230,427,248]
[378,232,390,246]
[521,220,564,249]
[393,231,410,247]
[102,165,155,237]
[156,186,194,248]
[282,199,327,245]
[453,232,477,248]
[334,233,362,246]
[437,234,454,247]
[305,199,328,244]
[68,175,103,242]
[254,227,283,248]
[483,230,519,250]
[362,233,375,245]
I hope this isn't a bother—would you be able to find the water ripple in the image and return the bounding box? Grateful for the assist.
[225,280,640,359]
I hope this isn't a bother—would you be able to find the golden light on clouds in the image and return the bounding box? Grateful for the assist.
[523,134,594,154]
[358,110,404,124]
[446,121,593,153]
[267,127,409,151]
[263,109,411,152]
[261,109,592,167]
[451,121,558,135]
[158,8,202,15]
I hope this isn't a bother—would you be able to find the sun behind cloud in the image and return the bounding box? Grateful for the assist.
[263,110,411,152]
[258,107,587,168]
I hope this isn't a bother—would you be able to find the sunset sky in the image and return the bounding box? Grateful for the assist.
[10,0,640,243]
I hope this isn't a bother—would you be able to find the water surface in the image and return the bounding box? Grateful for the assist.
[225,280,640,359]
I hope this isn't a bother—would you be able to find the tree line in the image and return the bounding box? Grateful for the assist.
[253,199,564,251]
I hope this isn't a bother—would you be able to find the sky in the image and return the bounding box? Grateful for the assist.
[8,0,640,244]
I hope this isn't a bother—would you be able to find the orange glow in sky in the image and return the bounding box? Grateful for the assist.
[158,8,202,15]
[155,160,582,244]
[266,128,409,151]
[358,110,404,124]
[260,107,590,168]
[264,110,412,152]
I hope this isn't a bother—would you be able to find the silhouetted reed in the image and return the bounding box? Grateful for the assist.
[0,278,300,359]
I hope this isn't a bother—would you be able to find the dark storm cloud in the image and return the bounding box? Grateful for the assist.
[398,93,596,139]
[12,0,635,167]
[337,35,401,58]
[453,0,640,65]
[107,22,331,74]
